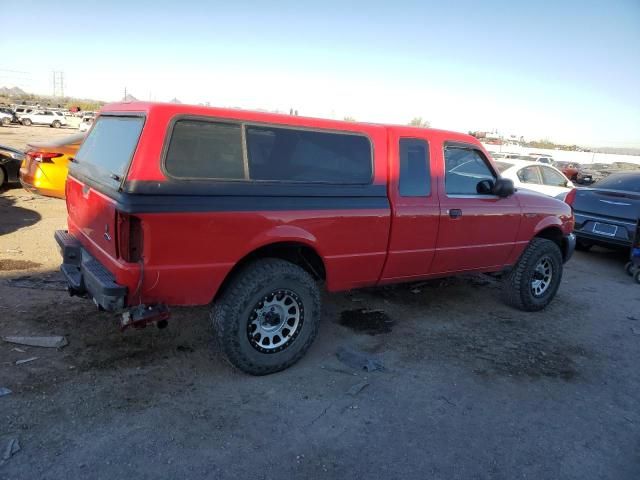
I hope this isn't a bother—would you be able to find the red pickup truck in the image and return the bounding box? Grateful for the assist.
[56,102,575,374]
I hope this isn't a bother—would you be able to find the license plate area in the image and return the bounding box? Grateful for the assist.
[592,222,618,237]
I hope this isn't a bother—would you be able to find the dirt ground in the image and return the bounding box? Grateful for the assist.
[1,163,639,478]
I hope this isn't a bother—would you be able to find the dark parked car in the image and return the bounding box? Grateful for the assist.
[0,144,25,188]
[569,172,640,250]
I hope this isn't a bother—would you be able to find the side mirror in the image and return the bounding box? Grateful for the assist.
[492,178,515,197]
[476,179,494,194]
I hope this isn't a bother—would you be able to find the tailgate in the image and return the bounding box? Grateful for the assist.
[65,115,145,259]
[66,176,119,258]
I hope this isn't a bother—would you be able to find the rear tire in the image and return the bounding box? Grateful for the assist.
[502,238,563,311]
[211,258,321,375]
[51,120,61,128]
[0,117,9,126]
[0,167,5,187]
[625,262,635,277]
[635,271,640,285]
[21,118,32,126]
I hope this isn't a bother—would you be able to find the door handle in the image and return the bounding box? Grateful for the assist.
[448,208,462,219]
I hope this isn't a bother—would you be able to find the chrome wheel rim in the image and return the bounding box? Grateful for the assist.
[531,256,553,297]
[247,289,304,353]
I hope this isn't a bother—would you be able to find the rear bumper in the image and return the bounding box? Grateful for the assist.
[563,233,576,262]
[574,212,634,248]
[55,230,127,311]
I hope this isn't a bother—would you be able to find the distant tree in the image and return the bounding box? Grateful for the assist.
[409,117,431,128]
[343,116,356,122]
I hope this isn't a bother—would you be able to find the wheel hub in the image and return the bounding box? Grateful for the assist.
[531,256,553,297]
[248,289,304,353]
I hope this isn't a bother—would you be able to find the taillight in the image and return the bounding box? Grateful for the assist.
[564,188,577,208]
[27,150,63,164]
[116,211,143,262]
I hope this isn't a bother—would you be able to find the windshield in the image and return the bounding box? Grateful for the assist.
[593,173,640,193]
[74,115,144,186]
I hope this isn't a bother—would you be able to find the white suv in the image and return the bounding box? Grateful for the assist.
[21,110,68,128]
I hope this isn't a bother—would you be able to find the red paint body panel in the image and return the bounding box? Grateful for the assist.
[64,102,573,308]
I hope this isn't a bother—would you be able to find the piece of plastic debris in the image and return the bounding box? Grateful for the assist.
[2,438,20,461]
[15,357,38,365]
[347,381,369,396]
[12,348,26,353]
[0,387,12,397]
[3,336,68,348]
[336,346,384,372]
[410,288,421,294]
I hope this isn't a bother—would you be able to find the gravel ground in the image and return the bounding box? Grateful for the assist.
[0,184,639,479]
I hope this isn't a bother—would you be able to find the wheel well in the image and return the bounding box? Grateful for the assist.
[535,227,563,248]
[214,242,326,301]
[535,227,568,259]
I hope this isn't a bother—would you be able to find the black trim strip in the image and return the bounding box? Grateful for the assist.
[116,194,389,214]
[123,179,387,197]
[69,173,389,214]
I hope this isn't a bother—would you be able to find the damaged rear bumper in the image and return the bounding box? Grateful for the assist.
[55,230,127,311]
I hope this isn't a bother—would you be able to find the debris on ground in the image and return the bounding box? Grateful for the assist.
[410,288,422,294]
[1,438,20,462]
[347,381,369,396]
[15,357,38,365]
[12,347,26,353]
[3,335,68,348]
[339,309,394,335]
[336,346,384,372]
[0,387,12,397]
[628,316,639,321]
[6,273,67,291]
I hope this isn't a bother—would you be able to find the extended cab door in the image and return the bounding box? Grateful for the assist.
[431,141,520,273]
[380,129,440,282]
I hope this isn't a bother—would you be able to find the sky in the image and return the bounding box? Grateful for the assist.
[2,0,639,147]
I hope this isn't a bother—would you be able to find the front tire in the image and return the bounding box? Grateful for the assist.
[211,258,321,375]
[1,117,9,126]
[51,120,61,128]
[21,118,32,126]
[502,238,563,311]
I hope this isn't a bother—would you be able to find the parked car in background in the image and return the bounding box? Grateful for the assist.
[55,102,575,375]
[553,161,580,181]
[78,114,95,132]
[0,107,18,124]
[569,171,640,250]
[20,110,68,128]
[493,159,574,199]
[0,144,25,188]
[0,111,12,126]
[13,106,36,118]
[20,132,85,198]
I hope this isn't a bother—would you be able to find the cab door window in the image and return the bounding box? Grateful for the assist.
[399,138,430,196]
[444,146,496,195]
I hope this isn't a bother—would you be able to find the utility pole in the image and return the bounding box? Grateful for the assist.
[52,71,64,98]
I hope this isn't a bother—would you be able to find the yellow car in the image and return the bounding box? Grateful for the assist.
[20,133,85,199]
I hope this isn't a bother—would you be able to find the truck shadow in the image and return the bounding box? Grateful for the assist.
[0,195,42,235]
